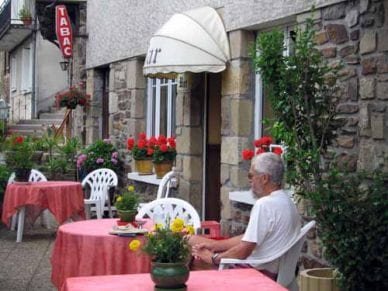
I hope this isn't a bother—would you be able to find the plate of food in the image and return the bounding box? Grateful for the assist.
[109,223,148,236]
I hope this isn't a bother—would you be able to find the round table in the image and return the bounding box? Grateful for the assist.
[51,218,152,289]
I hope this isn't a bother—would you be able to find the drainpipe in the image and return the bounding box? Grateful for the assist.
[31,8,37,118]
[201,72,208,220]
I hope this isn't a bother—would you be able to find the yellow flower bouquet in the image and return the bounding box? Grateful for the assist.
[129,217,194,263]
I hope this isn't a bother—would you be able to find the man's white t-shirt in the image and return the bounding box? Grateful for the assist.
[242,189,301,274]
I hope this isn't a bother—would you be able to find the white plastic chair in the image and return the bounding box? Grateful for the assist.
[156,170,178,199]
[219,220,316,291]
[136,197,201,231]
[137,170,179,210]
[82,168,118,219]
[8,169,49,242]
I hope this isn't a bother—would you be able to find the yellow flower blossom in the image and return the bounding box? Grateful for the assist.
[116,196,122,202]
[170,218,185,233]
[129,239,141,251]
[183,225,195,235]
[127,185,135,192]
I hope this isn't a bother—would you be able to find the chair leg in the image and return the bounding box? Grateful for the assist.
[96,204,102,219]
[85,205,91,219]
[40,210,51,229]
[16,207,26,243]
[107,198,113,218]
[10,214,18,231]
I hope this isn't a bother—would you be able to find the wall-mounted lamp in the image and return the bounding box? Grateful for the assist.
[59,59,70,71]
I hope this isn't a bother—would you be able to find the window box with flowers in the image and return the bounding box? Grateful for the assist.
[55,86,90,110]
[151,135,176,178]
[129,218,194,289]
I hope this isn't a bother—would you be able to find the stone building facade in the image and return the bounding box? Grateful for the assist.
[81,0,387,268]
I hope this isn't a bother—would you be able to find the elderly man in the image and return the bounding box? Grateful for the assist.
[190,152,301,279]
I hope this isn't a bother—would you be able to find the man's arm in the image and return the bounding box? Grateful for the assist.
[192,238,256,265]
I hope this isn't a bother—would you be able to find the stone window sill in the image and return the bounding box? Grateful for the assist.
[127,172,161,186]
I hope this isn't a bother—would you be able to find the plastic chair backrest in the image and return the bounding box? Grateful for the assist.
[219,220,316,289]
[137,197,201,230]
[277,220,316,286]
[81,168,118,207]
[156,171,178,200]
[8,169,48,184]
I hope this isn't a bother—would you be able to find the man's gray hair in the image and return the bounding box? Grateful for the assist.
[252,152,284,185]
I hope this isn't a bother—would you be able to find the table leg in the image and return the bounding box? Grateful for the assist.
[16,207,26,243]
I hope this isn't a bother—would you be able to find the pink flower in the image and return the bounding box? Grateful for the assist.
[111,152,118,159]
[96,158,104,164]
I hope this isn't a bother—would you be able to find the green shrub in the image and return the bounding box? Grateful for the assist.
[307,169,388,290]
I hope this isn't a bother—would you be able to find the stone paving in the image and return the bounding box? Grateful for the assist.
[0,221,56,291]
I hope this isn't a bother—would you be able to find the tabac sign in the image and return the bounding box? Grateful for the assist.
[55,5,72,58]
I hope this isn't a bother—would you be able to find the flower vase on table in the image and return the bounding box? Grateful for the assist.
[151,261,190,291]
[114,186,139,224]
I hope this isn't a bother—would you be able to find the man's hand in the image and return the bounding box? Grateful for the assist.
[192,245,213,264]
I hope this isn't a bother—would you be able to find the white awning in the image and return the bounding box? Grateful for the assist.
[143,6,230,77]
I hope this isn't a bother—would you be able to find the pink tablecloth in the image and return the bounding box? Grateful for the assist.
[51,218,152,289]
[62,269,287,291]
[1,181,85,227]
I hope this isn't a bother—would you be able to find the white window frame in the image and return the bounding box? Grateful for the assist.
[21,46,32,92]
[146,78,177,138]
[254,26,294,139]
[10,56,16,92]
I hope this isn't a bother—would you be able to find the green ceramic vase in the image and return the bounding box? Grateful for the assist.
[117,209,137,222]
[151,262,189,290]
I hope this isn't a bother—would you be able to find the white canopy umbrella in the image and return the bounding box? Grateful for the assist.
[143,6,230,77]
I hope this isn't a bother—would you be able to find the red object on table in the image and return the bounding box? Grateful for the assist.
[51,218,153,289]
[61,269,287,291]
[1,181,85,227]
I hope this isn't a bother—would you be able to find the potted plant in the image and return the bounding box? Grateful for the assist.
[152,135,176,178]
[4,135,35,182]
[129,218,194,289]
[254,17,387,291]
[18,5,32,26]
[55,86,90,110]
[76,139,121,179]
[127,133,155,175]
[114,185,139,223]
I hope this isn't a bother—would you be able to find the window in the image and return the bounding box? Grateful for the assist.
[146,78,177,138]
[21,46,32,92]
[10,56,16,92]
[254,27,295,139]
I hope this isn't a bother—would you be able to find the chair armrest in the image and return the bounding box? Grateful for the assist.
[218,258,273,270]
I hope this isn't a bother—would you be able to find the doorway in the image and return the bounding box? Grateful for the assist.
[204,73,221,221]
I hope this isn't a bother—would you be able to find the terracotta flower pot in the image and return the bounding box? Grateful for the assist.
[153,161,173,179]
[135,159,153,175]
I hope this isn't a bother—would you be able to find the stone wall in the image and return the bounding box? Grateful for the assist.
[72,2,88,142]
[219,30,255,235]
[298,0,388,269]
[175,73,205,213]
[223,0,388,269]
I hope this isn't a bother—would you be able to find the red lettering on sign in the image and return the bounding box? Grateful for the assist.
[55,5,72,58]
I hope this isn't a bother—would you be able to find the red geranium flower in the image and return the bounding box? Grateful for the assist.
[137,139,146,149]
[272,147,283,156]
[158,135,167,145]
[127,138,135,150]
[139,132,147,140]
[160,144,168,152]
[242,149,255,160]
[14,136,24,144]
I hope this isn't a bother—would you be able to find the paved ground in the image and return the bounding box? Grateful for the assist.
[0,220,57,291]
